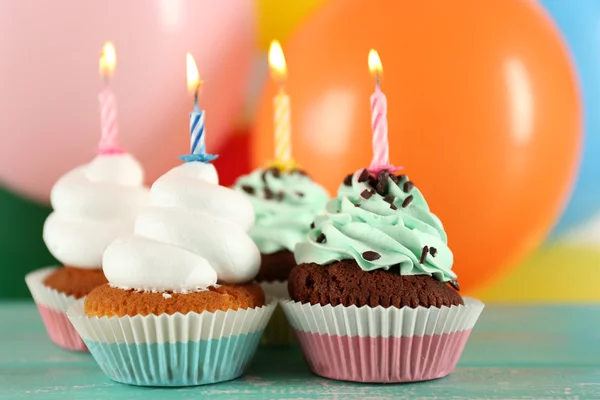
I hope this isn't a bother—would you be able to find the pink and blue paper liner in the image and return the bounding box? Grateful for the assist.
[25,267,87,351]
[281,297,484,383]
[67,299,276,387]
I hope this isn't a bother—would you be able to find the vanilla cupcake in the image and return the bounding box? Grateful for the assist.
[68,161,275,386]
[25,153,148,351]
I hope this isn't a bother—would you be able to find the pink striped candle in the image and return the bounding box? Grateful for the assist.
[368,49,400,174]
[97,42,123,155]
[370,86,389,168]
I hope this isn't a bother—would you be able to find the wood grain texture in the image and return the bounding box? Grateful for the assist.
[1,302,600,399]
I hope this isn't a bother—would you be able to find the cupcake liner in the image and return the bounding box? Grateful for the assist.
[25,267,87,351]
[281,297,484,383]
[67,299,276,387]
[259,281,296,346]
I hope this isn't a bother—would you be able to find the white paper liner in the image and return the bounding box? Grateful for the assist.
[260,280,289,299]
[68,299,276,344]
[281,297,484,338]
[25,267,79,312]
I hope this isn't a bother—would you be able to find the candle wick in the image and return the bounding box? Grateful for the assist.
[375,73,381,90]
[194,87,199,110]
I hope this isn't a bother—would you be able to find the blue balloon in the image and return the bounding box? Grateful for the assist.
[541,0,600,236]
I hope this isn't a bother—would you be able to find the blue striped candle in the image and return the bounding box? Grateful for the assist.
[180,105,218,163]
[190,106,205,155]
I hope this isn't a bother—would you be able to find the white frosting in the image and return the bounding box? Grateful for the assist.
[43,153,149,268]
[103,162,261,292]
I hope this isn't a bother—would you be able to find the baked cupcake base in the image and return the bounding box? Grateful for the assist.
[68,289,276,387]
[25,267,100,352]
[85,283,265,317]
[289,260,463,308]
[43,267,108,298]
[281,297,484,383]
[255,250,296,283]
[256,251,297,346]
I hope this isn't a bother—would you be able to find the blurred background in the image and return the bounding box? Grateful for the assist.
[0,0,597,302]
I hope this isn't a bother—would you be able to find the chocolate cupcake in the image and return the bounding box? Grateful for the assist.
[281,168,484,383]
[234,167,328,345]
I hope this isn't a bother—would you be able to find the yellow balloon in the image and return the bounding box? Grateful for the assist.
[255,0,326,50]
[473,243,600,303]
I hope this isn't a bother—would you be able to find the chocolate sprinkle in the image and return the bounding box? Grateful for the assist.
[420,246,429,264]
[316,233,326,243]
[310,222,315,229]
[354,203,361,207]
[264,188,274,199]
[296,191,305,197]
[343,174,353,186]
[367,175,378,189]
[383,195,395,204]
[402,195,414,208]
[397,174,407,182]
[261,170,268,183]
[276,191,285,201]
[390,175,399,184]
[390,203,398,210]
[449,280,460,291]
[430,247,438,257]
[358,169,369,183]
[361,189,373,199]
[269,167,281,178]
[241,185,255,195]
[362,251,381,261]
[403,181,414,193]
[375,170,390,195]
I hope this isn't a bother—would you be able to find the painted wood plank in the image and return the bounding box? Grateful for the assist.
[1,302,599,399]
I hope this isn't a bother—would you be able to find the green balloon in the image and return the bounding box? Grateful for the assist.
[0,187,55,299]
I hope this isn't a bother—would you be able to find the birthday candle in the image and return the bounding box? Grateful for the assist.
[97,42,123,155]
[368,49,389,170]
[181,53,217,163]
[269,40,292,169]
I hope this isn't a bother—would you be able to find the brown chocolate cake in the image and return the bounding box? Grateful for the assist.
[288,260,462,309]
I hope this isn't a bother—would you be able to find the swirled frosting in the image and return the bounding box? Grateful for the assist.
[233,168,329,254]
[103,162,261,292]
[294,169,457,282]
[43,153,149,269]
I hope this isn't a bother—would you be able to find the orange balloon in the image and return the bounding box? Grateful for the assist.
[253,0,582,293]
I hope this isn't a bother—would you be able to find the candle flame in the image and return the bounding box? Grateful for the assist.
[268,40,287,82]
[99,41,117,77]
[368,49,383,77]
[186,52,203,93]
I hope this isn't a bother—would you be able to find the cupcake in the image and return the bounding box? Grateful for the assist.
[233,167,328,344]
[25,152,148,351]
[67,161,276,387]
[282,168,484,383]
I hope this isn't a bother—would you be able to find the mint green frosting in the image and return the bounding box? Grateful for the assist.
[294,169,457,282]
[233,169,329,254]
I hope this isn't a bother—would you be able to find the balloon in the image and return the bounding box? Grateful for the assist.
[252,0,582,292]
[540,0,600,236]
[213,128,252,186]
[0,185,55,299]
[0,0,255,202]
[255,0,326,51]
[474,241,600,303]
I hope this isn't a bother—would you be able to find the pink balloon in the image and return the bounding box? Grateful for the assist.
[0,0,255,202]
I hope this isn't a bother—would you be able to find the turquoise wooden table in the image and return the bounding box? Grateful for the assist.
[1,302,599,399]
